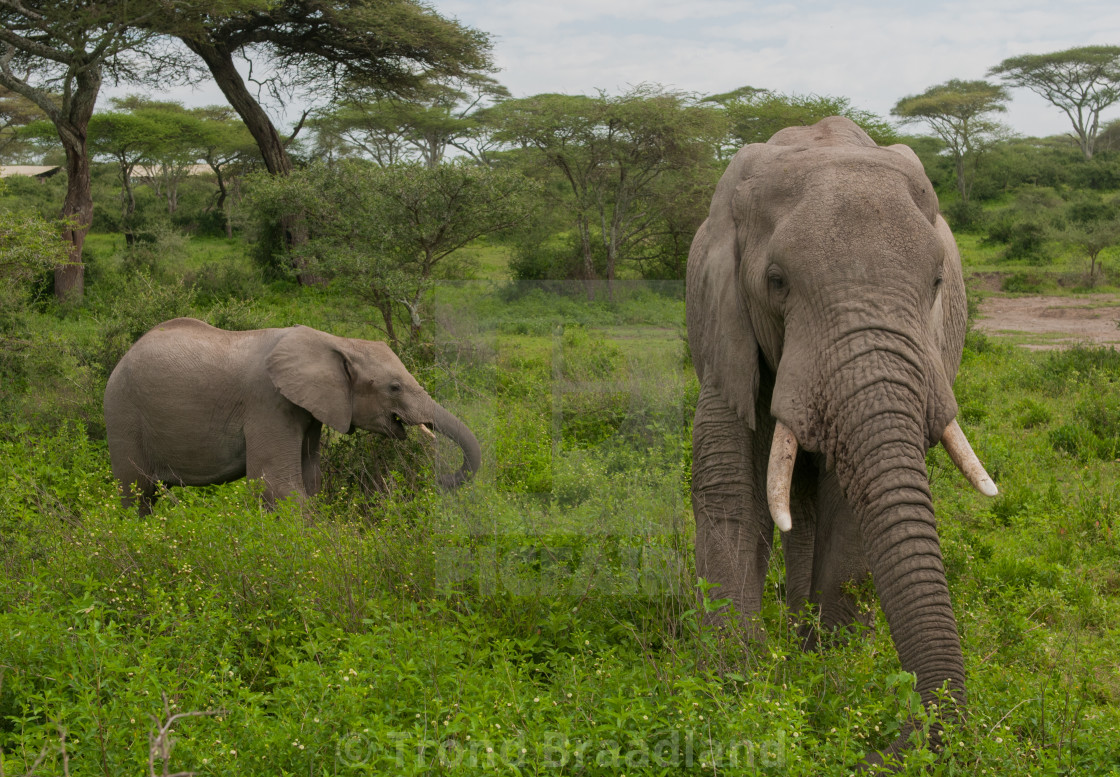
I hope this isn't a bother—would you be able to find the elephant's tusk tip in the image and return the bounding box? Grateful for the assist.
[419,424,437,440]
[772,509,792,533]
[978,478,998,497]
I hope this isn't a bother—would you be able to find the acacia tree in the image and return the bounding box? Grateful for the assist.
[195,106,258,238]
[310,99,413,166]
[892,79,1010,205]
[312,74,509,168]
[1063,196,1120,286]
[488,86,725,288]
[87,110,163,241]
[990,46,1120,160]
[141,0,492,282]
[0,1,153,300]
[247,160,536,346]
[149,0,493,177]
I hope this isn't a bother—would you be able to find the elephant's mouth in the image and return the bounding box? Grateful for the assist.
[390,414,437,442]
[389,414,408,439]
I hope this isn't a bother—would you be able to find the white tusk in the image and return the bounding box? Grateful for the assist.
[941,419,998,497]
[766,420,798,533]
[419,424,437,440]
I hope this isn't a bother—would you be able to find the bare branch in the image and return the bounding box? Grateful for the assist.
[285,108,310,144]
[147,692,227,777]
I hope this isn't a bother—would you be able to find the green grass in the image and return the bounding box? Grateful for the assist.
[2,235,1120,775]
[956,224,1120,294]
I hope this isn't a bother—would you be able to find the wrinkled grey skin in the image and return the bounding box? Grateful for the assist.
[687,117,969,765]
[105,318,480,515]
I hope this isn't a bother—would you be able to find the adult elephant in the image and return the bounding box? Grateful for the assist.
[105,318,480,515]
[686,117,996,765]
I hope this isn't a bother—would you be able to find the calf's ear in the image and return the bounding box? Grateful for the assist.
[265,326,353,433]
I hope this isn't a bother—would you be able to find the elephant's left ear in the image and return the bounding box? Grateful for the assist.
[266,326,353,433]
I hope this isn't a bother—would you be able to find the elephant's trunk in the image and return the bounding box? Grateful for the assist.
[828,351,966,760]
[427,402,481,489]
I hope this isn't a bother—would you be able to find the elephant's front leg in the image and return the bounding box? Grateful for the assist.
[691,386,774,626]
[246,417,312,508]
[301,421,324,496]
[798,468,874,649]
[780,456,819,634]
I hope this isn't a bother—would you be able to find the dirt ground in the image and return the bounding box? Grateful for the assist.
[973,293,1120,349]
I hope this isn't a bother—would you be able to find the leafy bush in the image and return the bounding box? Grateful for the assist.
[88,272,198,379]
[1038,345,1120,391]
[1014,397,1052,428]
[1001,271,1046,292]
[942,199,985,231]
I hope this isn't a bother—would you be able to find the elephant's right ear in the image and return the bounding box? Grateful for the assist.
[266,326,353,433]
[687,199,760,430]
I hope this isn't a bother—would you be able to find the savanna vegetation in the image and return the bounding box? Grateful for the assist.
[2,6,1120,773]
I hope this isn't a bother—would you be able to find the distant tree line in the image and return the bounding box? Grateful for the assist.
[3,2,1120,301]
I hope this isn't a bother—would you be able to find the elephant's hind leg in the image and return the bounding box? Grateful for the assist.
[691,386,774,626]
[246,420,310,509]
[110,454,159,516]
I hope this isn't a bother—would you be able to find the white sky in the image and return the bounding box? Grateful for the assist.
[439,0,1120,139]
[137,0,1120,140]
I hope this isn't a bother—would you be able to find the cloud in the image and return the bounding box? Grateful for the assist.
[442,0,1120,137]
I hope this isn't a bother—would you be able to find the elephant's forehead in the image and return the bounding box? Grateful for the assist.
[737,146,938,225]
[350,341,418,381]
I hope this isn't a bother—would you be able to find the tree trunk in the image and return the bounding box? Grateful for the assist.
[119,159,137,245]
[954,154,968,205]
[182,38,292,176]
[49,63,101,302]
[55,124,93,301]
[182,36,321,282]
[209,161,235,238]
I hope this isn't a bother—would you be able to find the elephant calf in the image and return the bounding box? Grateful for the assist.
[104,318,480,515]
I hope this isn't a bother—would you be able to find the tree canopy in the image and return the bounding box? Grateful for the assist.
[311,73,509,168]
[247,160,536,344]
[488,86,726,287]
[0,86,43,162]
[989,46,1120,160]
[146,0,496,177]
[893,79,1010,205]
[705,88,897,151]
[0,0,154,299]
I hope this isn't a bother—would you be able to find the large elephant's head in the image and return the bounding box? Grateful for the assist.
[687,116,995,746]
[266,326,480,488]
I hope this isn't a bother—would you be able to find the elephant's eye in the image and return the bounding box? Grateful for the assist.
[767,269,788,299]
[933,275,944,292]
[390,382,402,393]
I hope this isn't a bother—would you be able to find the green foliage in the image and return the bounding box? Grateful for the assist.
[3,263,1120,775]
[89,272,199,380]
[1014,397,1052,428]
[0,180,67,325]
[1059,192,1120,285]
[246,159,536,346]
[1038,345,1120,388]
[942,199,985,231]
[892,79,1010,205]
[981,188,1066,264]
[708,87,897,148]
[311,73,509,167]
[488,86,725,282]
[1000,271,1046,293]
